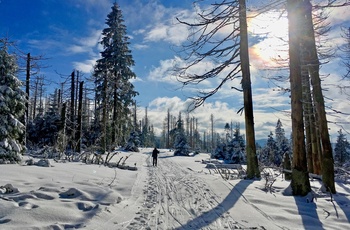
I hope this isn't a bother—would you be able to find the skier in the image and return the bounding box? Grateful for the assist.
[152,147,160,166]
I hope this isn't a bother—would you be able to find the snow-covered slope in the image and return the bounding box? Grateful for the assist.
[0,148,349,229]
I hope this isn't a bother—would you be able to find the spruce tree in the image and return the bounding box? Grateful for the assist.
[93,3,138,156]
[0,40,26,163]
[229,124,245,164]
[275,119,291,166]
[173,112,190,156]
[334,129,350,166]
[260,132,278,166]
[124,130,140,152]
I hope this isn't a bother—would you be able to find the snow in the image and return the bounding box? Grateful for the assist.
[0,148,349,230]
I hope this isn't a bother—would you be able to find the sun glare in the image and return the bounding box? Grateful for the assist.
[248,11,289,68]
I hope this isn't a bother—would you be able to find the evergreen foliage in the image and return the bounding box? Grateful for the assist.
[260,120,291,167]
[0,41,26,163]
[334,129,350,166]
[230,124,246,163]
[260,132,278,166]
[140,124,156,147]
[27,93,62,148]
[173,113,190,156]
[275,119,291,166]
[212,123,245,164]
[93,3,138,151]
[124,130,140,152]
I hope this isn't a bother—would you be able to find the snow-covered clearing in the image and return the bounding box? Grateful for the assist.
[0,148,349,229]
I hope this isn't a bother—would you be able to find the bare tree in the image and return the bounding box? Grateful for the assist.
[340,27,350,79]
[239,0,260,178]
[177,0,260,178]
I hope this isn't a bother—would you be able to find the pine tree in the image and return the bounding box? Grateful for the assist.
[211,123,245,163]
[124,130,140,152]
[334,129,350,166]
[260,132,278,166]
[229,123,245,164]
[0,40,26,163]
[275,119,291,166]
[173,112,190,156]
[93,3,138,156]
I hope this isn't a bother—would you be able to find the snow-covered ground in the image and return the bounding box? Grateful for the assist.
[0,148,349,230]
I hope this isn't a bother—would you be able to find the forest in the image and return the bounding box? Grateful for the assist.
[1,0,350,198]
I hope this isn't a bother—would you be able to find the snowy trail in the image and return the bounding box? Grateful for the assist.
[1,150,349,229]
[123,152,277,230]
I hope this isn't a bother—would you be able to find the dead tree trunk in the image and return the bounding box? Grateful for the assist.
[239,0,260,179]
[76,81,84,153]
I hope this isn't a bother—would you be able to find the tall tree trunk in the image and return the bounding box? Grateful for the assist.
[26,53,30,122]
[301,0,335,193]
[32,79,38,119]
[76,81,83,153]
[112,82,118,145]
[23,53,30,147]
[310,110,322,175]
[211,114,214,151]
[167,109,170,148]
[133,102,137,131]
[302,67,313,173]
[61,103,67,155]
[101,77,108,155]
[287,0,311,196]
[239,0,260,179]
[70,71,75,152]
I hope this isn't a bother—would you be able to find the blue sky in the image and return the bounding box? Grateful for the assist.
[1,0,350,141]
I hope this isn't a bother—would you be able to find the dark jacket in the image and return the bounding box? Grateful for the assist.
[152,148,159,158]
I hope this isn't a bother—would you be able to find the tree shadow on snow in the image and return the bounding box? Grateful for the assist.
[333,189,350,223]
[293,195,324,229]
[158,154,176,159]
[175,179,254,230]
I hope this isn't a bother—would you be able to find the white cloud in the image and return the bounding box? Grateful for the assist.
[148,57,181,83]
[133,44,149,50]
[74,0,111,13]
[121,1,195,46]
[72,59,96,73]
[141,96,292,141]
[27,39,63,51]
[144,22,189,46]
[67,45,87,54]
[253,88,290,110]
[68,29,102,55]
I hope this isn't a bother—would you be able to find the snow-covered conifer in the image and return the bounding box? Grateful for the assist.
[227,124,245,163]
[0,41,26,163]
[93,3,138,152]
[173,112,190,156]
[334,129,350,166]
[211,123,245,163]
[260,132,278,166]
[275,119,290,166]
[124,130,140,152]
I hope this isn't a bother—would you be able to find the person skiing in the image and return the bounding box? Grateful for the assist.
[152,147,160,166]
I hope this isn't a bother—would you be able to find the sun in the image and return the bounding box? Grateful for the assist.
[247,11,289,69]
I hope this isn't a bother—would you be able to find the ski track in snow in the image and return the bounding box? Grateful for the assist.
[123,154,267,230]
